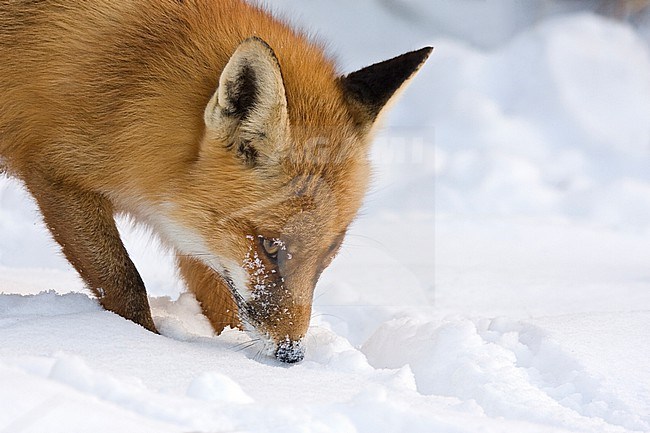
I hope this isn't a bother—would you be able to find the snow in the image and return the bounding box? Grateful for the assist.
[2,1,650,432]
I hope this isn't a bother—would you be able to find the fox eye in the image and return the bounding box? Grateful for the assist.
[261,238,281,259]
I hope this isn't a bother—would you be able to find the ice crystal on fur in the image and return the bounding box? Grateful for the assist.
[243,237,280,304]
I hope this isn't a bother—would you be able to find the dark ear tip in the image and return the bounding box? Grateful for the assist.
[414,46,434,66]
[241,36,276,56]
[340,45,434,123]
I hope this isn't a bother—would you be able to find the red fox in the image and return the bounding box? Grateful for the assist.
[0,0,431,363]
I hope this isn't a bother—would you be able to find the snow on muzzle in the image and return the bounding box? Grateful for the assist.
[275,338,305,363]
[224,269,310,364]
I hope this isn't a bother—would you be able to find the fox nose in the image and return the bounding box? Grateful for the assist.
[275,339,305,363]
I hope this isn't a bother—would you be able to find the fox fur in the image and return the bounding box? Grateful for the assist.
[0,0,431,363]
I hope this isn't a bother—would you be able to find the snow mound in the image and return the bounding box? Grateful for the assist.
[363,316,649,432]
[376,13,650,230]
[186,372,254,404]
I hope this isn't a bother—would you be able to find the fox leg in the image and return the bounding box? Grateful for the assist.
[177,256,240,334]
[26,177,157,333]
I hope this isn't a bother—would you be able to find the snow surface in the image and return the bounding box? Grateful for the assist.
[2,1,650,432]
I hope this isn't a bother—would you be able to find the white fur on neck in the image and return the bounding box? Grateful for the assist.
[111,193,255,303]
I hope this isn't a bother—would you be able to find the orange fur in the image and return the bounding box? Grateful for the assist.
[0,0,430,362]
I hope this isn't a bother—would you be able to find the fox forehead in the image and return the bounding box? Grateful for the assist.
[203,117,370,234]
[247,163,368,236]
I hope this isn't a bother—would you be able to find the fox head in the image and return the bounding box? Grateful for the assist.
[162,38,431,363]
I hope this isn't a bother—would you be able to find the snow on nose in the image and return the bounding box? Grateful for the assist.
[275,339,305,363]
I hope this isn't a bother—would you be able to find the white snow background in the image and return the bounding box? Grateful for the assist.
[2,1,650,432]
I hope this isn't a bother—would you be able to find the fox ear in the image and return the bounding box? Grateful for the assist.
[204,37,288,166]
[340,47,433,125]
